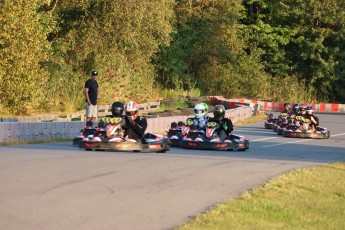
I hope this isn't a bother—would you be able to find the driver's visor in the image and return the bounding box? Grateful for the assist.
[194,109,205,114]
[126,111,137,116]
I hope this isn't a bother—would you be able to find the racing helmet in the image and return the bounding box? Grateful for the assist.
[284,103,292,112]
[292,104,300,113]
[111,101,124,117]
[306,106,314,116]
[194,103,206,119]
[213,105,225,119]
[200,102,209,113]
[299,104,307,115]
[125,101,139,120]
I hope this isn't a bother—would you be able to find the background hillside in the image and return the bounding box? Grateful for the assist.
[1,0,344,115]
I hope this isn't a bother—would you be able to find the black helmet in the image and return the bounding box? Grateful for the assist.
[91,70,98,76]
[284,103,292,111]
[213,105,225,119]
[292,104,300,113]
[111,101,124,117]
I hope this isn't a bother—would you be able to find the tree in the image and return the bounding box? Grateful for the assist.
[49,0,175,109]
[0,0,55,114]
[154,0,269,98]
[242,0,345,102]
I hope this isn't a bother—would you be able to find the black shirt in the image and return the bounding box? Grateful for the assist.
[85,79,99,105]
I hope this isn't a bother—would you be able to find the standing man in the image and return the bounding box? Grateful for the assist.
[85,70,99,121]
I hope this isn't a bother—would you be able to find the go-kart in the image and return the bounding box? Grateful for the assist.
[180,121,249,151]
[264,113,277,129]
[166,120,192,147]
[276,118,290,135]
[79,117,170,153]
[283,123,330,139]
[73,121,96,146]
[264,120,276,129]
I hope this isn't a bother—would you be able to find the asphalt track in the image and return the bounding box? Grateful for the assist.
[0,113,344,230]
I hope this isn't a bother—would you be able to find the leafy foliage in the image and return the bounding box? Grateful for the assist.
[242,0,345,102]
[1,0,345,116]
[0,0,55,114]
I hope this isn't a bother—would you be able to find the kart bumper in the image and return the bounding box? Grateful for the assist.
[283,129,330,139]
[80,138,170,153]
[180,139,249,151]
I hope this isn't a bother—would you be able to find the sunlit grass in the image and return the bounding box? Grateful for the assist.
[234,112,266,126]
[178,162,345,230]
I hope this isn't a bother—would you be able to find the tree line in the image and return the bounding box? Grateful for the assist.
[1,0,344,115]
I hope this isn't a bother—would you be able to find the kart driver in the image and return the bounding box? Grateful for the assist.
[186,103,208,131]
[208,104,234,141]
[106,101,124,118]
[296,104,311,131]
[280,103,291,118]
[305,106,319,132]
[267,113,274,123]
[97,101,125,138]
[122,101,147,140]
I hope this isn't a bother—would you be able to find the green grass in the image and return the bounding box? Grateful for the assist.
[178,162,345,230]
[233,112,266,126]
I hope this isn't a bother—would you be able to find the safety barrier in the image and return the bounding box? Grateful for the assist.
[0,101,161,122]
[209,96,345,113]
[0,106,252,143]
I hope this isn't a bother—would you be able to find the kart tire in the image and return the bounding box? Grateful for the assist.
[156,149,167,153]
[85,148,92,151]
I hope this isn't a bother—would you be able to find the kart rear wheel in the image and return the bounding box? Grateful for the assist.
[156,150,167,153]
[85,148,92,151]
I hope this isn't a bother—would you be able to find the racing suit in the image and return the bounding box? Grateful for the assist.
[122,116,147,140]
[208,117,234,141]
[304,114,319,132]
[187,117,208,131]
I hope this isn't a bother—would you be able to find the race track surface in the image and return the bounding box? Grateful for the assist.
[0,113,344,230]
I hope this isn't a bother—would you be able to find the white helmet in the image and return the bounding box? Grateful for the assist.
[194,103,206,119]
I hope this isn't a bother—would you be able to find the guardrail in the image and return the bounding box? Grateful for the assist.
[1,101,161,122]
[0,106,252,143]
[209,96,345,113]
[1,95,343,143]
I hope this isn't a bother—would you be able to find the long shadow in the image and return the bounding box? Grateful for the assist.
[1,114,344,164]
[1,139,344,165]
[167,142,345,164]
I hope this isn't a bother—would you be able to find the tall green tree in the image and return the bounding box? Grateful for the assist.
[242,0,345,102]
[154,0,269,99]
[0,0,55,114]
[48,0,175,110]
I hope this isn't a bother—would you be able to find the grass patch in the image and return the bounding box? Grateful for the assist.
[178,162,345,230]
[233,112,266,126]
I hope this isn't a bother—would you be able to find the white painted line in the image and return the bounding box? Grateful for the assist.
[261,139,312,148]
[260,132,345,148]
[251,137,279,142]
[235,129,275,134]
[331,132,345,137]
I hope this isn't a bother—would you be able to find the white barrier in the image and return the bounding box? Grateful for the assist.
[0,106,252,143]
